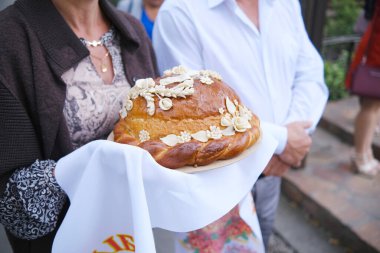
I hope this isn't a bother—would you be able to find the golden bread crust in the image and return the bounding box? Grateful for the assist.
[113,71,261,169]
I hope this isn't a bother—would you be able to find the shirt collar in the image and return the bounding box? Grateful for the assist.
[208,0,226,8]
[208,0,277,9]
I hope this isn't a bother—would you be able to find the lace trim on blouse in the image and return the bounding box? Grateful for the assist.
[63,27,131,149]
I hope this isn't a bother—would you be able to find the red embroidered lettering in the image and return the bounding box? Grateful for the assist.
[117,234,135,251]
[93,234,135,253]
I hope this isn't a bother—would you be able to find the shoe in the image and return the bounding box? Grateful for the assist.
[371,159,380,173]
[367,151,380,173]
[375,126,380,136]
[351,151,378,178]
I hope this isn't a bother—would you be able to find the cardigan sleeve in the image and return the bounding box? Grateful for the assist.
[0,159,67,240]
[0,78,43,192]
[0,75,67,240]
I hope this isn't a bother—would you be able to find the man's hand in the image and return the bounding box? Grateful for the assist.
[279,121,312,167]
[263,155,290,177]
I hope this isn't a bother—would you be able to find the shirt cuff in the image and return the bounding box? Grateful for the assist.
[261,121,287,154]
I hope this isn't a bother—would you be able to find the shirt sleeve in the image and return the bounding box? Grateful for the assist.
[152,6,204,74]
[261,121,287,154]
[284,1,329,134]
[0,159,67,240]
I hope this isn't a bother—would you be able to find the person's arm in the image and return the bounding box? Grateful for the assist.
[263,120,312,175]
[266,1,327,170]
[152,4,204,74]
[258,1,323,162]
[0,79,66,240]
[0,160,66,240]
[273,1,327,169]
[283,0,329,133]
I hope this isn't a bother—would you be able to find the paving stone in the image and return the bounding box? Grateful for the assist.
[335,206,368,227]
[273,195,345,253]
[346,175,380,197]
[311,167,350,185]
[312,190,349,215]
[352,198,380,219]
[282,126,380,253]
[286,169,338,195]
[355,220,380,250]
[268,232,296,253]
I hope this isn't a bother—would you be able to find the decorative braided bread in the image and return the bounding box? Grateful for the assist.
[113,66,261,169]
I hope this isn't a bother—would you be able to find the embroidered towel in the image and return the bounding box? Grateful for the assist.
[52,129,277,253]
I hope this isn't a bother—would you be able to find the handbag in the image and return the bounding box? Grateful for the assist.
[350,64,380,98]
[350,9,380,99]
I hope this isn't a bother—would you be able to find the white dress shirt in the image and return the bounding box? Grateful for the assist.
[153,0,328,153]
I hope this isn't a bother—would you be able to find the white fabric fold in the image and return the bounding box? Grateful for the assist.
[52,129,277,253]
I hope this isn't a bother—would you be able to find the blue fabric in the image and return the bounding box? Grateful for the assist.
[141,8,154,39]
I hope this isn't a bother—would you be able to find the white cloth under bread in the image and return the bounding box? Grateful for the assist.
[52,129,277,253]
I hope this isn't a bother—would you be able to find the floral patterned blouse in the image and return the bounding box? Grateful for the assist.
[63,28,131,149]
[175,205,262,253]
[0,28,131,240]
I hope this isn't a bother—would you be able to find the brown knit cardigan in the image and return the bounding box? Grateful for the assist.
[0,0,158,251]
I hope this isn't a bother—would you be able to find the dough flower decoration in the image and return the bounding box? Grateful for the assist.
[160,126,224,147]
[160,131,192,147]
[158,98,173,111]
[163,65,189,76]
[220,97,253,134]
[199,70,222,81]
[160,97,253,147]
[120,77,194,117]
[188,97,253,144]
[199,76,213,85]
[139,130,150,142]
[158,97,253,146]
[119,66,224,118]
[191,126,223,143]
